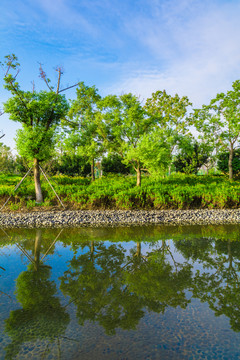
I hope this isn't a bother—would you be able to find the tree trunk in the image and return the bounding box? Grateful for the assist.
[34,158,43,203]
[136,165,141,187]
[168,164,171,176]
[136,242,141,257]
[228,143,234,180]
[90,241,95,262]
[91,241,94,255]
[34,229,42,271]
[91,158,95,182]
[228,240,233,270]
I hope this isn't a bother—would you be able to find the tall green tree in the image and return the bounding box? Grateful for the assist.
[145,90,192,174]
[98,93,154,186]
[67,82,102,181]
[1,54,70,202]
[192,80,240,180]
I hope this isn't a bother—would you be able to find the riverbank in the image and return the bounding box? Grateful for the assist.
[1,209,240,228]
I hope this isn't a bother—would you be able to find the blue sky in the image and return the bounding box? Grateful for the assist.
[1,0,240,151]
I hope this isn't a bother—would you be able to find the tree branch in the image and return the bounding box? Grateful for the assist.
[39,63,53,91]
[56,67,63,95]
[59,83,79,93]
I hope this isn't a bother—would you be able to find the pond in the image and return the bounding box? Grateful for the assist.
[0,224,240,359]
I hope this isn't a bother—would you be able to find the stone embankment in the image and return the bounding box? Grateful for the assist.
[0,209,240,228]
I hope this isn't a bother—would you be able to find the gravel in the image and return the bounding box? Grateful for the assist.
[0,209,240,228]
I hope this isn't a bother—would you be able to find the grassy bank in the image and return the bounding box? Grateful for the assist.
[0,173,240,211]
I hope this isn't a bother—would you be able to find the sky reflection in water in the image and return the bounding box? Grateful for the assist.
[0,224,240,359]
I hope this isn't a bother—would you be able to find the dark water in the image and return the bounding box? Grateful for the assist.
[1,224,240,359]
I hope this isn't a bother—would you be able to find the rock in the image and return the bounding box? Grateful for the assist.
[0,209,240,228]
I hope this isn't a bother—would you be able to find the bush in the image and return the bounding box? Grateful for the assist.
[1,173,240,210]
[51,154,91,177]
[101,154,132,175]
[173,140,209,175]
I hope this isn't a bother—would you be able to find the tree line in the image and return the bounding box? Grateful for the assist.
[1,54,240,203]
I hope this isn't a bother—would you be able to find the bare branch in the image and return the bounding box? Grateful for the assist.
[31,80,35,93]
[59,83,79,93]
[39,63,53,91]
[56,67,63,95]
[13,68,20,79]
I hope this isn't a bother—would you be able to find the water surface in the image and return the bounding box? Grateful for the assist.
[0,224,240,359]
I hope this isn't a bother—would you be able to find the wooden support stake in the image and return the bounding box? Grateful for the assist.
[0,167,32,211]
[39,165,65,208]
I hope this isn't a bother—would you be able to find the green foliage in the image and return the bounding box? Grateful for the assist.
[98,93,154,184]
[101,154,133,175]
[145,90,192,130]
[1,173,240,210]
[4,90,69,128]
[192,79,240,179]
[1,54,71,202]
[51,153,91,176]
[145,90,192,172]
[173,138,209,174]
[13,156,29,175]
[66,82,102,180]
[15,125,56,162]
[0,143,15,173]
[133,128,172,177]
[4,90,69,162]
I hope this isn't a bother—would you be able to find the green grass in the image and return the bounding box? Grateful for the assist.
[0,173,240,211]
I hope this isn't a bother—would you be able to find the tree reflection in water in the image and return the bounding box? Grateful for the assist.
[175,237,240,332]
[60,239,192,335]
[4,230,70,360]
[1,226,240,359]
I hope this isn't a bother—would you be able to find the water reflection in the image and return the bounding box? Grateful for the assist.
[3,230,70,359]
[0,225,240,359]
[176,238,240,332]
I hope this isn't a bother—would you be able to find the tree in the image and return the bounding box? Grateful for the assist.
[145,90,192,174]
[1,54,71,202]
[0,142,15,173]
[67,82,102,181]
[98,93,154,186]
[173,137,210,174]
[192,80,240,180]
[130,127,172,178]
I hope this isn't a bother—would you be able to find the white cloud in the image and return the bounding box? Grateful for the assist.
[36,0,98,36]
[108,1,240,106]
